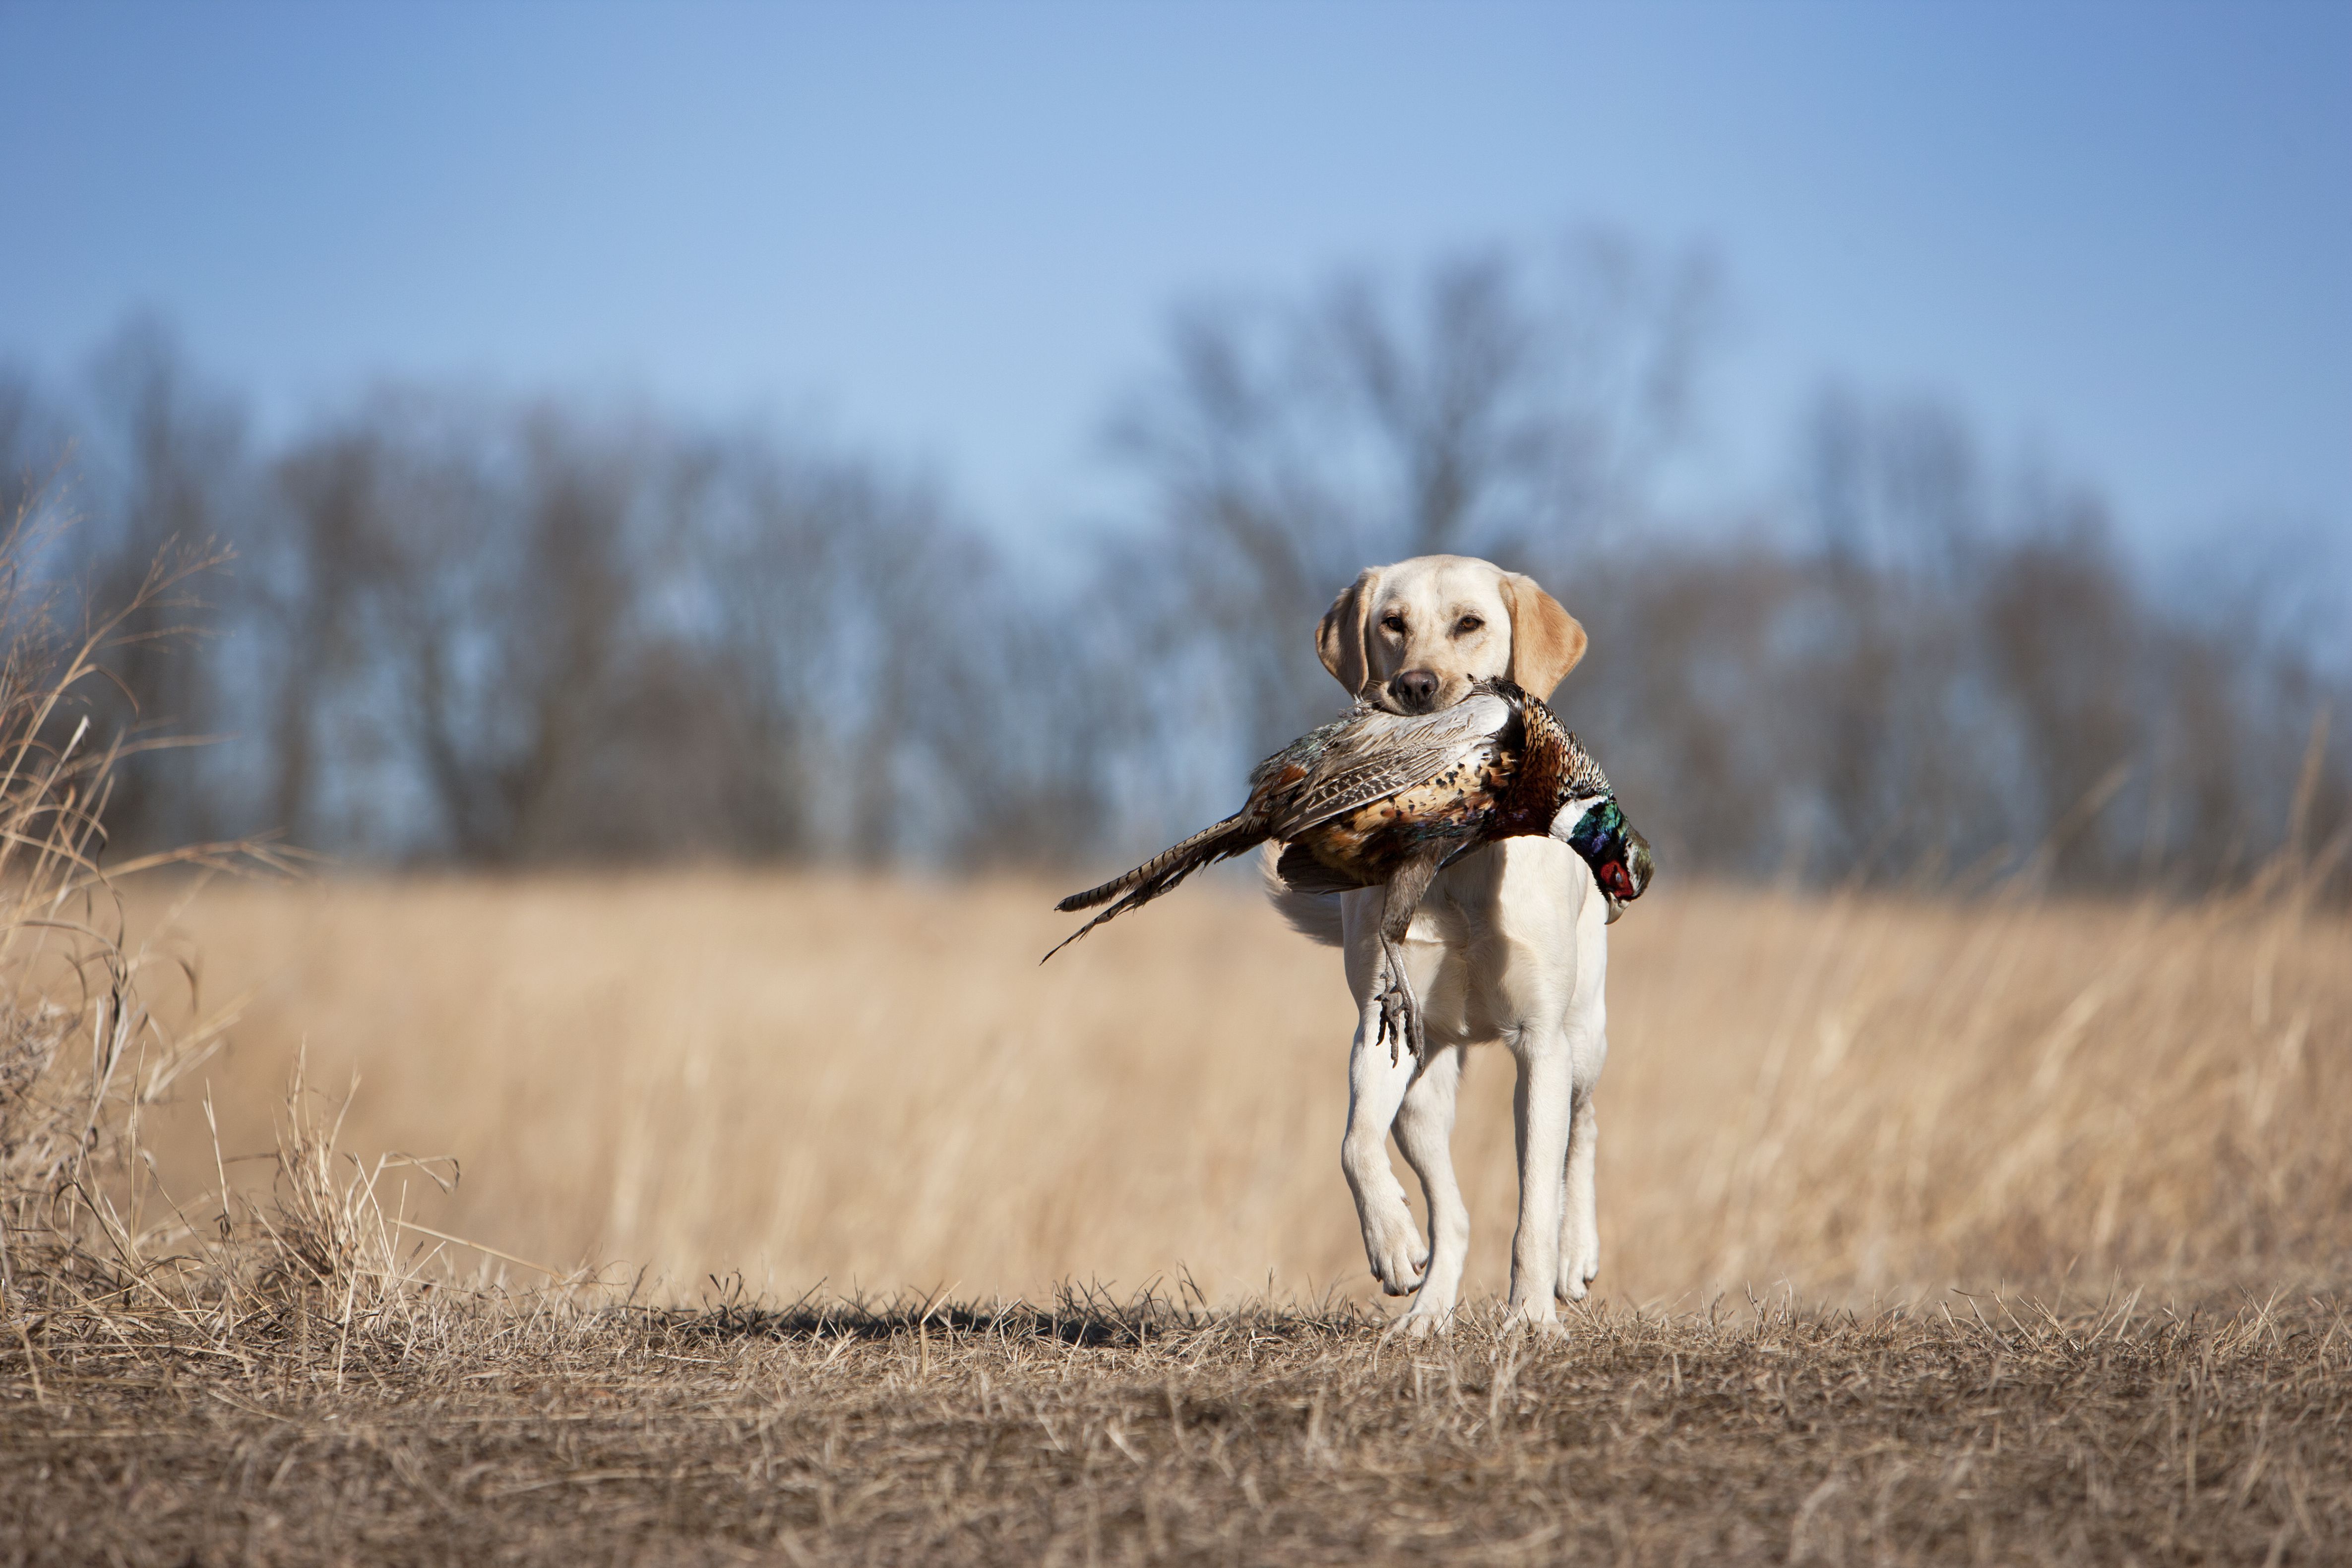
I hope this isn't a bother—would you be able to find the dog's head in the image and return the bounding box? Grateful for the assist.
[1316,554,1587,714]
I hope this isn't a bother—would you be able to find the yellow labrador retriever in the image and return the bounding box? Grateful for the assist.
[1265,553,1603,1335]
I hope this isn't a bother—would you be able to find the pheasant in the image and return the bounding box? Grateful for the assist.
[1045,678,1653,1064]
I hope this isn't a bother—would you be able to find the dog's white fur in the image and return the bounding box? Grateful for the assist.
[1266,554,1604,1336]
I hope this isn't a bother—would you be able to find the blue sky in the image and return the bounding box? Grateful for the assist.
[2,0,2347,557]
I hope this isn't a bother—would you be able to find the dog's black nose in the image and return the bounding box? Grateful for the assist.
[1390,669,1439,710]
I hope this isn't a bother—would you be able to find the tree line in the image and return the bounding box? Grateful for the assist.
[4,236,2346,893]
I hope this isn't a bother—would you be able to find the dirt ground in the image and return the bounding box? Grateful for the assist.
[8,1291,2347,1567]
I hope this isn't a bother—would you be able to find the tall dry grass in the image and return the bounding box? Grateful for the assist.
[0,502,419,1364]
[132,858,2351,1309]
[0,518,236,1300]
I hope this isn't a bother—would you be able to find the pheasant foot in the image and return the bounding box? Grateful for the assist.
[1373,935,1427,1068]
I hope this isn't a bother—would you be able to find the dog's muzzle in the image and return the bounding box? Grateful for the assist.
[1386,669,1440,713]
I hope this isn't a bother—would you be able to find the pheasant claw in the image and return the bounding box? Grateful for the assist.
[1373,936,1427,1070]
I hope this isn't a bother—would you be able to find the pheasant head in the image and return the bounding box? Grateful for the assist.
[1556,795,1654,920]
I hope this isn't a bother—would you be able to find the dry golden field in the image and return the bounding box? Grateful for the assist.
[130,868,2352,1310]
[11,866,2352,1565]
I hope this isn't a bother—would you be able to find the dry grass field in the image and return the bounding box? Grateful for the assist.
[130,868,2352,1308]
[10,866,2352,1565]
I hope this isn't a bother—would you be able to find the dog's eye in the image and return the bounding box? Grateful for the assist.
[1455,615,1484,634]
[1381,615,1407,634]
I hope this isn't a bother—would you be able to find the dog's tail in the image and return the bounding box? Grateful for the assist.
[1258,842,1346,947]
[1043,813,1267,962]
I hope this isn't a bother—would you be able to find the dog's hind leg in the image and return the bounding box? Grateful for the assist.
[1555,1085,1600,1303]
[1503,1025,1575,1336]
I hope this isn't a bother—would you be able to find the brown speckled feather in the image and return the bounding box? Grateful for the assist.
[1264,690,1513,841]
[1047,680,1621,962]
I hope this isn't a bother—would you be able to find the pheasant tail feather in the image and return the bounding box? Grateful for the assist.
[1043,812,1267,962]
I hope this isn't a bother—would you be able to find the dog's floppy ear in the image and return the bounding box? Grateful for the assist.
[1317,566,1383,697]
[1499,572,1587,699]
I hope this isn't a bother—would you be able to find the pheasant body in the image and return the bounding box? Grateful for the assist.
[1276,680,1613,895]
[1048,681,1652,1048]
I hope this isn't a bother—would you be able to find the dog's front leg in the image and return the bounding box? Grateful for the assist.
[1342,992,1425,1296]
[1388,1045,1469,1336]
[1504,1027,1574,1334]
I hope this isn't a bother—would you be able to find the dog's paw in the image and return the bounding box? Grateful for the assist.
[1367,1245,1429,1297]
[1361,1202,1428,1296]
[1556,1241,1600,1304]
[1501,1301,1569,1340]
[1383,1304,1453,1341]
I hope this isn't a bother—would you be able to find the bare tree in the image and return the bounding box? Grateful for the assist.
[1110,233,1720,792]
[74,319,246,852]
[0,371,70,529]
[5,305,2340,898]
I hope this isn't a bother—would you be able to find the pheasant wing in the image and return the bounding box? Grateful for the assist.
[1267,689,1513,841]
